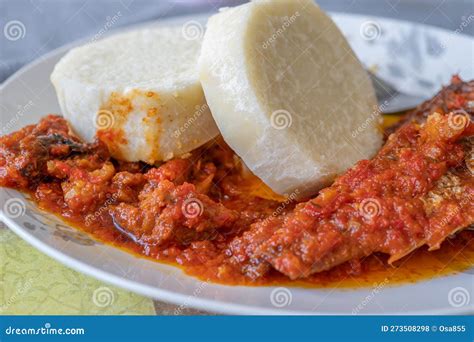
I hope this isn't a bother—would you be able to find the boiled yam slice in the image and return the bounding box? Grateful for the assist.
[199,0,382,197]
[52,27,218,163]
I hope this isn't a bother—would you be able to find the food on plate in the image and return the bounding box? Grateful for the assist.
[1,0,473,287]
[199,0,382,197]
[51,27,218,164]
[1,77,472,285]
[229,111,473,280]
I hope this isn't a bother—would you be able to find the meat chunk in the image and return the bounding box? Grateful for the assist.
[47,160,116,214]
[111,177,239,247]
[0,115,108,189]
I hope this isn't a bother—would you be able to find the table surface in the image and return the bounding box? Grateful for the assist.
[0,221,213,315]
[1,0,473,315]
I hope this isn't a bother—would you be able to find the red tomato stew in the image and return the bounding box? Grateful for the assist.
[1,77,473,287]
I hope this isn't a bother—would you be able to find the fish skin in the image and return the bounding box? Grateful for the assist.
[228,78,474,280]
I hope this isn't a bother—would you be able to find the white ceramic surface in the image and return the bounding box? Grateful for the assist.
[1,13,473,315]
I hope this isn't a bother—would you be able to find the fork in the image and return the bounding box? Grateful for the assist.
[368,71,427,114]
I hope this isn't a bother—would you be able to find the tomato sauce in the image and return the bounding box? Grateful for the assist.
[44,185,474,289]
[1,77,473,288]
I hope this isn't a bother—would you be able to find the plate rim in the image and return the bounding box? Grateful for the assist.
[4,210,472,315]
[1,12,473,315]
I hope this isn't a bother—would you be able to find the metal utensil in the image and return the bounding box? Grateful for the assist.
[368,71,427,114]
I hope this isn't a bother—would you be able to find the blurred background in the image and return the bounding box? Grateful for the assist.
[1,0,473,83]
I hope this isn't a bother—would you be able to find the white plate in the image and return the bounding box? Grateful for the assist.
[1,13,473,315]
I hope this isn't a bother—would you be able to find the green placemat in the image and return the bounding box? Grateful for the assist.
[0,225,155,315]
